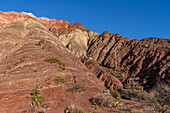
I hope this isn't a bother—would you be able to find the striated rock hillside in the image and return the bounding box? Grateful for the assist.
[86,31,170,89]
[141,37,170,45]
[0,18,105,112]
[0,11,91,57]
[0,11,169,90]
[0,11,123,90]
[0,11,169,113]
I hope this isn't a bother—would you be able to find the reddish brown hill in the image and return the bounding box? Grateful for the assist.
[0,11,123,92]
[0,11,169,90]
[0,11,170,113]
[86,31,170,89]
[0,18,104,113]
[0,11,89,36]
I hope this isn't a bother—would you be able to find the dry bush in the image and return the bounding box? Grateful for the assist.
[91,90,120,108]
[137,84,170,113]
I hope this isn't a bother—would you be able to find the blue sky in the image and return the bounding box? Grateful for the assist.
[0,0,170,40]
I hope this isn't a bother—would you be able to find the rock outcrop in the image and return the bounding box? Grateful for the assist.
[141,37,170,45]
[86,31,170,89]
[0,18,105,112]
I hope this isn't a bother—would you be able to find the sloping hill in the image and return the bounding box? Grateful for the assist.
[0,18,104,113]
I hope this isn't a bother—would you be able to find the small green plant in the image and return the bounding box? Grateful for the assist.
[113,99,122,107]
[44,57,59,63]
[65,105,84,113]
[109,72,114,76]
[152,66,157,71]
[45,57,65,70]
[126,106,133,113]
[109,89,121,100]
[109,72,120,80]
[125,66,130,70]
[53,76,67,85]
[31,85,45,107]
[106,70,109,73]
[116,87,126,94]
[89,110,94,113]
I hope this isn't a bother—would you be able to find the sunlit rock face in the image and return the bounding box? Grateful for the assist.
[0,11,169,100]
[0,18,105,113]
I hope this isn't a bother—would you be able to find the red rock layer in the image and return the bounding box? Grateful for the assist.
[86,31,170,89]
[0,11,89,36]
[0,18,104,113]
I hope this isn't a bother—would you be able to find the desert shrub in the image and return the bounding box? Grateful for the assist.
[45,57,65,70]
[136,84,170,113]
[89,111,94,113]
[124,78,134,89]
[126,106,133,113]
[109,89,121,100]
[65,105,84,113]
[152,66,157,71]
[67,84,85,93]
[36,39,44,46]
[116,87,126,94]
[91,91,121,109]
[31,85,45,107]
[53,76,67,85]
[45,57,59,63]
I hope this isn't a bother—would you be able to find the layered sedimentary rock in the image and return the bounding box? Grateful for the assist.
[86,31,170,89]
[141,37,170,45]
[0,11,169,91]
[0,11,123,89]
[0,18,105,112]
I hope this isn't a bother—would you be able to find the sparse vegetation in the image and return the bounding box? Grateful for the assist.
[106,70,109,73]
[143,75,154,89]
[89,111,94,113]
[65,105,84,113]
[91,90,122,109]
[136,84,170,113]
[116,87,126,94]
[53,76,67,85]
[126,106,133,113]
[30,85,45,107]
[36,39,45,49]
[5,55,29,73]
[45,57,65,70]
[109,72,121,80]
[91,92,116,108]
[45,57,59,63]
[125,66,130,70]
[124,78,134,89]
[67,84,85,93]
[152,66,157,71]
[36,39,44,46]
[109,89,121,100]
